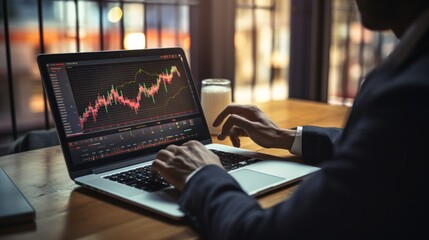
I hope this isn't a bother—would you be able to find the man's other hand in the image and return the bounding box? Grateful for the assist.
[151,140,223,191]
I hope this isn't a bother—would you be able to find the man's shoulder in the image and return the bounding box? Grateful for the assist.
[400,31,429,77]
[392,50,429,86]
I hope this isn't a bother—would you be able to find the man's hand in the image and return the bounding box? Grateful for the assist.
[151,140,223,191]
[213,104,296,150]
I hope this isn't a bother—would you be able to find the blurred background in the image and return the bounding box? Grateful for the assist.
[0,0,396,155]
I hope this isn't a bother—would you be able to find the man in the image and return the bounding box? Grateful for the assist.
[151,0,429,238]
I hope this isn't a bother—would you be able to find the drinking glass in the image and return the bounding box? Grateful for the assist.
[200,79,232,135]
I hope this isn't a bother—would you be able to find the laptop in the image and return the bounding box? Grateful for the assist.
[37,47,319,220]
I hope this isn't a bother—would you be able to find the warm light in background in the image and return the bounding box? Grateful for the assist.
[108,7,123,23]
[271,51,288,68]
[30,95,44,113]
[350,22,373,44]
[124,32,146,49]
[183,36,191,51]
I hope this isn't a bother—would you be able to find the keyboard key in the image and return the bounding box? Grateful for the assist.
[211,149,261,171]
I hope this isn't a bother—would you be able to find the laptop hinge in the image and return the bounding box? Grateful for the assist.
[91,153,156,174]
[201,139,212,145]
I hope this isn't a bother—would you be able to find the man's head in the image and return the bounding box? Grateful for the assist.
[355,0,429,37]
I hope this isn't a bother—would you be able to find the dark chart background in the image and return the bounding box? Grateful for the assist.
[67,58,198,133]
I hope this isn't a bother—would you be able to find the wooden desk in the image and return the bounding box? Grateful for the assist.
[0,99,349,239]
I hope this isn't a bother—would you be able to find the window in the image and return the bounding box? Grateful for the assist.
[328,0,396,105]
[234,0,290,103]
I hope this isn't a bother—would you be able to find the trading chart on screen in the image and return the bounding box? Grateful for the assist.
[67,58,197,133]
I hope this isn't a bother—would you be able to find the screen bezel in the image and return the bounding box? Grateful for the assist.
[37,48,212,178]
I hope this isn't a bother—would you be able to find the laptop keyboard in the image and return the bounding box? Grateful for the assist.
[103,150,262,192]
[104,165,170,192]
[211,149,262,171]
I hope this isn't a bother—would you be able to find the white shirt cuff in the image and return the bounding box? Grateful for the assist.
[185,166,204,183]
[290,126,303,156]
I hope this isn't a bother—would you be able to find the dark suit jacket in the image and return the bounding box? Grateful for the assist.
[179,15,429,240]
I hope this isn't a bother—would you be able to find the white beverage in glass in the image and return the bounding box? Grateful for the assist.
[201,79,232,135]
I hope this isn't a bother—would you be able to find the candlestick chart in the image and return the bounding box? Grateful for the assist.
[67,60,197,132]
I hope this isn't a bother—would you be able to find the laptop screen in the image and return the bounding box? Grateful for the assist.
[39,48,211,173]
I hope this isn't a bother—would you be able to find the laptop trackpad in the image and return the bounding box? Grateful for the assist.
[230,169,285,195]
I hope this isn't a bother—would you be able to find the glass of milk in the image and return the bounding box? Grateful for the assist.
[201,79,232,135]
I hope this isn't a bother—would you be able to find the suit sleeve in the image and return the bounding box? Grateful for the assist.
[301,126,342,165]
